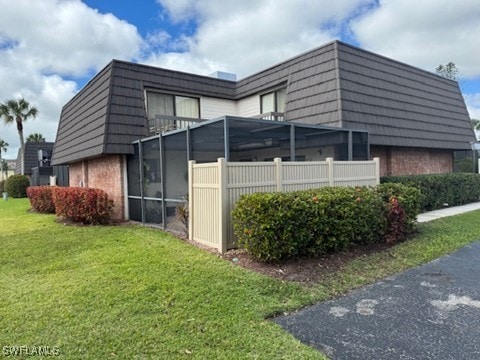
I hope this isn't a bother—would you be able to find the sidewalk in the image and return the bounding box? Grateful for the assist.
[417,202,480,223]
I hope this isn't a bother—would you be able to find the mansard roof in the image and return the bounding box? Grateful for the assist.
[52,41,475,165]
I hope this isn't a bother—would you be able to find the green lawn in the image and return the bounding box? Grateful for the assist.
[1,199,480,359]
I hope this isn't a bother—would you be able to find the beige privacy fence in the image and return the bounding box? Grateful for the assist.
[188,157,380,253]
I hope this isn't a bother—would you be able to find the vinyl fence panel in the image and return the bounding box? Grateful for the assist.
[189,157,380,253]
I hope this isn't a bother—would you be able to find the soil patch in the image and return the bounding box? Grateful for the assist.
[221,243,392,285]
[171,229,394,285]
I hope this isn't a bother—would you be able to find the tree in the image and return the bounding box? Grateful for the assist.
[472,119,480,136]
[26,133,45,143]
[0,139,8,180]
[435,62,461,81]
[0,98,38,175]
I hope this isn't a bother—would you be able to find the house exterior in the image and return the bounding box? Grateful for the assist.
[16,142,54,176]
[52,40,475,220]
[14,142,69,186]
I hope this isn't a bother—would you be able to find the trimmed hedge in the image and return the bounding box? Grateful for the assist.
[5,174,30,198]
[27,186,55,213]
[381,173,480,211]
[232,184,420,262]
[52,187,113,224]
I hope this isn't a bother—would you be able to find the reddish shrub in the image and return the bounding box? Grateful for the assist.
[385,196,406,244]
[27,186,56,213]
[52,187,114,224]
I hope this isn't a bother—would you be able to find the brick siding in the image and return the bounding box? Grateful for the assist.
[69,155,125,220]
[371,146,453,177]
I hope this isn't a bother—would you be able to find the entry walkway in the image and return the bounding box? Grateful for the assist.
[417,202,480,222]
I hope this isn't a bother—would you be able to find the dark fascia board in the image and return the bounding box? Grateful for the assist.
[110,59,237,89]
[110,58,236,83]
[101,62,116,155]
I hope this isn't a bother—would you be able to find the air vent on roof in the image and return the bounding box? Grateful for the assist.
[208,71,237,81]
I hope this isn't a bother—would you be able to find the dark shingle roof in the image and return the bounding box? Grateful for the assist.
[236,42,341,127]
[52,40,475,165]
[336,42,474,150]
[52,60,237,165]
[52,62,113,165]
[16,142,54,175]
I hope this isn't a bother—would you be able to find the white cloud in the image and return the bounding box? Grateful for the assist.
[351,0,480,78]
[150,0,373,78]
[0,0,144,158]
[465,93,480,120]
[0,0,143,77]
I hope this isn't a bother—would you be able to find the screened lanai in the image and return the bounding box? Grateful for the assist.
[126,116,370,227]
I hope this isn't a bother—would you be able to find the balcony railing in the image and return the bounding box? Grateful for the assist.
[149,112,285,135]
[148,115,203,135]
[254,112,284,121]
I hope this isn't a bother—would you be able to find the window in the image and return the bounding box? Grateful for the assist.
[146,92,199,119]
[261,87,286,114]
[175,96,199,118]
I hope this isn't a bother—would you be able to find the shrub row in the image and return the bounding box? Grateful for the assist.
[4,174,30,198]
[27,186,113,224]
[381,173,480,211]
[232,184,420,262]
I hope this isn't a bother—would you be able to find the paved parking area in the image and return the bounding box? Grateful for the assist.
[274,241,480,360]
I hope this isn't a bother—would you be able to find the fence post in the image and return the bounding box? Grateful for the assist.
[326,157,334,186]
[188,160,195,241]
[374,157,380,184]
[274,157,283,191]
[218,158,228,253]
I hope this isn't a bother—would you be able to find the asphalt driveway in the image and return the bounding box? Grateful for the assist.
[274,241,480,360]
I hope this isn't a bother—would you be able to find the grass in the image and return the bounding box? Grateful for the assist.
[1,199,480,359]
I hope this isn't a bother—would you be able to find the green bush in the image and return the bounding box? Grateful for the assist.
[4,174,30,198]
[0,179,5,193]
[381,173,480,211]
[232,185,420,262]
[232,192,313,262]
[27,186,55,213]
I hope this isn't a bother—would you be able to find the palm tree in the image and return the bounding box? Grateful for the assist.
[0,139,8,181]
[26,133,45,143]
[0,98,38,175]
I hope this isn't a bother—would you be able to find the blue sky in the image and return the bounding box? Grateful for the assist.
[0,0,479,158]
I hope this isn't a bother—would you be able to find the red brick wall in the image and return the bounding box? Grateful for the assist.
[371,146,453,177]
[69,155,125,220]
